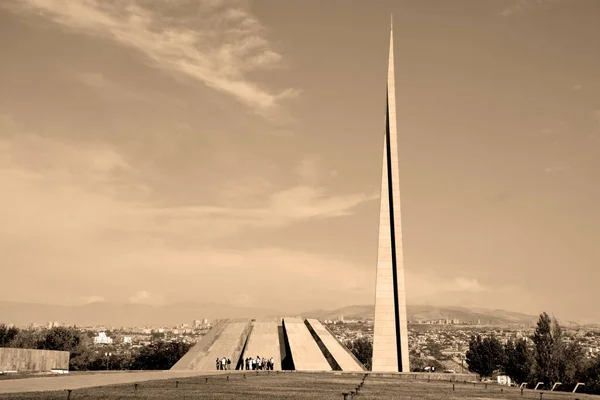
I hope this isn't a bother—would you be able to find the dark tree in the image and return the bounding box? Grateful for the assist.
[132,341,192,370]
[9,329,41,349]
[558,341,585,386]
[503,338,532,383]
[37,327,81,352]
[466,334,504,377]
[345,337,372,370]
[0,324,19,347]
[531,312,556,386]
[579,358,600,395]
[425,340,443,359]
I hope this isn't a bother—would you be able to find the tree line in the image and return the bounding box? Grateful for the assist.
[0,325,191,371]
[466,312,600,395]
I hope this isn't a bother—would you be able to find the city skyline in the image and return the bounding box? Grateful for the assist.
[1,0,599,324]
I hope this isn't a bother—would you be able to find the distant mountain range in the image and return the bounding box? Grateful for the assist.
[0,301,594,328]
[302,305,540,325]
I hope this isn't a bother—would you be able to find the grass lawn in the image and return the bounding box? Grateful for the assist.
[2,372,597,399]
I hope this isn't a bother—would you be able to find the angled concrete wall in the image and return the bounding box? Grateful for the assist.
[282,317,331,371]
[0,348,69,372]
[171,320,228,370]
[171,320,250,371]
[305,319,365,372]
[242,320,281,370]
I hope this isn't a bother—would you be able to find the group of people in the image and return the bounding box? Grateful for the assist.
[216,357,232,370]
[243,355,275,370]
[215,355,276,370]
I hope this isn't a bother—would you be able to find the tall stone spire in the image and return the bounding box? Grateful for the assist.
[371,17,410,373]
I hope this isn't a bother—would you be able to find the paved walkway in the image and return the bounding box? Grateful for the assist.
[0,370,235,394]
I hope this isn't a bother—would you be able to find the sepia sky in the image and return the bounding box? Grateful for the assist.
[1,0,599,323]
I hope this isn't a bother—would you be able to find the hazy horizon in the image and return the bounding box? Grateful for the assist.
[1,0,599,324]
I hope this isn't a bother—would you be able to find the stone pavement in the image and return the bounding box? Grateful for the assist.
[0,370,234,394]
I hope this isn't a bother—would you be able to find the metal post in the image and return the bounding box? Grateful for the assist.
[134,383,138,391]
[175,380,179,388]
[66,390,73,400]
[452,384,455,391]
[573,383,585,393]
[205,377,208,384]
[343,393,349,400]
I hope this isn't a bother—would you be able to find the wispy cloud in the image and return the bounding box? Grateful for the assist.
[0,116,374,247]
[449,277,489,293]
[544,163,572,173]
[80,296,106,304]
[128,290,165,305]
[500,0,564,17]
[295,156,339,184]
[11,0,298,116]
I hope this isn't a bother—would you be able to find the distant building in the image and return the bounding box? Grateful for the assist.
[497,375,512,386]
[93,332,113,345]
[122,336,132,344]
[46,321,60,329]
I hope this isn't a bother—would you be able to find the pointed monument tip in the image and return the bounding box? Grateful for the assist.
[390,14,393,30]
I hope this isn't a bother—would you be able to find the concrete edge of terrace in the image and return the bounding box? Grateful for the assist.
[0,370,476,394]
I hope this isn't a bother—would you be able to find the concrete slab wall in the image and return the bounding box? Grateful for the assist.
[282,317,330,371]
[305,319,365,372]
[184,320,250,371]
[242,321,281,370]
[0,348,69,372]
[171,320,228,370]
